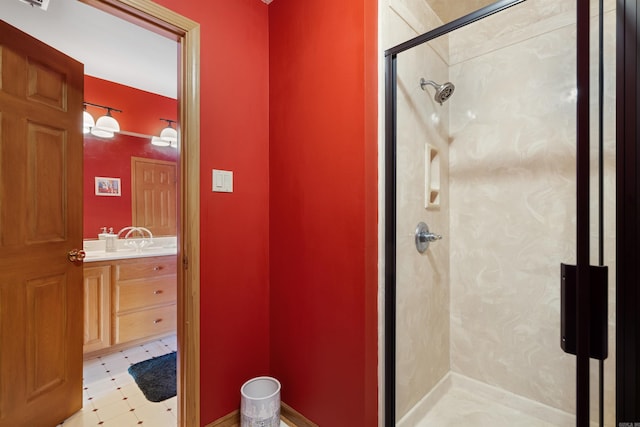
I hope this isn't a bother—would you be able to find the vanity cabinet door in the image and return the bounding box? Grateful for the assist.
[83,264,111,354]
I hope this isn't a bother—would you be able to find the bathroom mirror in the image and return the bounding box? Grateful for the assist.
[82,76,178,240]
[83,131,178,239]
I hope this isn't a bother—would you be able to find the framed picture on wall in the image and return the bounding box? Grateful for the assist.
[95,177,121,196]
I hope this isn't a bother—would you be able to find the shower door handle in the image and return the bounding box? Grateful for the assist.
[415,222,442,254]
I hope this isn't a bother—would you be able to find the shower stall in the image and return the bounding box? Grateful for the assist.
[383,0,616,425]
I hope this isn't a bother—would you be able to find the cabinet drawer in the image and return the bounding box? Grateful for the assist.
[115,278,176,313]
[115,256,177,281]
[114,305,176,344]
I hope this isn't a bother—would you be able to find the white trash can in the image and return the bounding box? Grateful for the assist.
[240,376,281,427]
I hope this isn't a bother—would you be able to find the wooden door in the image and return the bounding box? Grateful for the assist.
[131,157,177,236]
[0,21,84,426]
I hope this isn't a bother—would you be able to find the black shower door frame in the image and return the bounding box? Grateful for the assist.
[616,0,640,422]
[383,0,601,425]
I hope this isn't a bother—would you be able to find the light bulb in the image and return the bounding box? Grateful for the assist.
[83,111,95,134]
[160,126,178,143]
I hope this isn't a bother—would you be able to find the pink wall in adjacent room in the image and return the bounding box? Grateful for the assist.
[150,0,271,424]
[268,0,378,426]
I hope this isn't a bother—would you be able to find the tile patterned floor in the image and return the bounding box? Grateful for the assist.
[58,335,178,427]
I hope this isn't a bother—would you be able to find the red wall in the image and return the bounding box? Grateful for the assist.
[268,0,378,425]
[84,75,177,137]
[83,76,177,239]
[151,1,271,424]
[115,0,377,424]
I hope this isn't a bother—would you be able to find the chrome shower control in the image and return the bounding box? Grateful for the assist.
[415,222,442,254]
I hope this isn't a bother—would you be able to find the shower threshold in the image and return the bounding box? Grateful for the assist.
[398,372,592,427]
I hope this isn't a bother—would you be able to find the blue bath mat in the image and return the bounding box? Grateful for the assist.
[128,352,176,402]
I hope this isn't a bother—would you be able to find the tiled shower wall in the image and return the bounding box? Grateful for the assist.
[448,0,616,423]
[383,0,452,420]
[384,0,616,423]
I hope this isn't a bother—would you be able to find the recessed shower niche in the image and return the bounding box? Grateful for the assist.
[424,143,440,209]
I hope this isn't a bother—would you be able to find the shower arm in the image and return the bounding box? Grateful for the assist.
[420,78,438,90]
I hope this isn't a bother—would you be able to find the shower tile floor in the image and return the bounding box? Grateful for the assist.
[398,372,586,427]
[415,385,559,426]
[58,335,178,427]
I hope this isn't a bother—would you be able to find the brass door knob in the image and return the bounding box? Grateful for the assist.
[67,249,86,262]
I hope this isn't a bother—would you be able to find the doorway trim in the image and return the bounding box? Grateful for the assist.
[79,1,201,425]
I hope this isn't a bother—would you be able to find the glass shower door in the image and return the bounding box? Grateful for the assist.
[384,0,615,425]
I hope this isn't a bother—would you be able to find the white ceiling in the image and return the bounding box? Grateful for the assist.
[1,0,178,99]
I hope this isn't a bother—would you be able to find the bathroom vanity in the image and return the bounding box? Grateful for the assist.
[82,238,177,356]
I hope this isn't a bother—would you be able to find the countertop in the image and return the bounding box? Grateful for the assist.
[83,236,177,263]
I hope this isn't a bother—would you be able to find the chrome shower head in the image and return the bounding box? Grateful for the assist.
[420,78,455,105]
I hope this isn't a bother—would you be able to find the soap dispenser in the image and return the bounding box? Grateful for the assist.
[105,227,116,252]
[98,227,109,240]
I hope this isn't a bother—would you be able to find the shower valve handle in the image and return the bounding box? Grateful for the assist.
[419,232,442,242]
[415,222,442,254]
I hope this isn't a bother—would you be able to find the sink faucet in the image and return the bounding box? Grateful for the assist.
[117,226,154,252]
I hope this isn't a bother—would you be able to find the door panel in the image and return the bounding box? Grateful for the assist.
[0,21,84,427]
[26,274,68,400]
[27,123,67,242]
[27,58,67,109]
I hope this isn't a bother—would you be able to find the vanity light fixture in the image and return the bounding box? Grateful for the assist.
[82,106,95,134]
[152,118,178,148]
[84,102,122,139]
[92,108,121,138]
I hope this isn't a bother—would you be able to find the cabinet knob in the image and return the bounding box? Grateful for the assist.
[153,266,163,271]
[153,318,163,324]
[153,290,163,295]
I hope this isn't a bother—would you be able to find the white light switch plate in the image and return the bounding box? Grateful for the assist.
[212,169,233,193]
